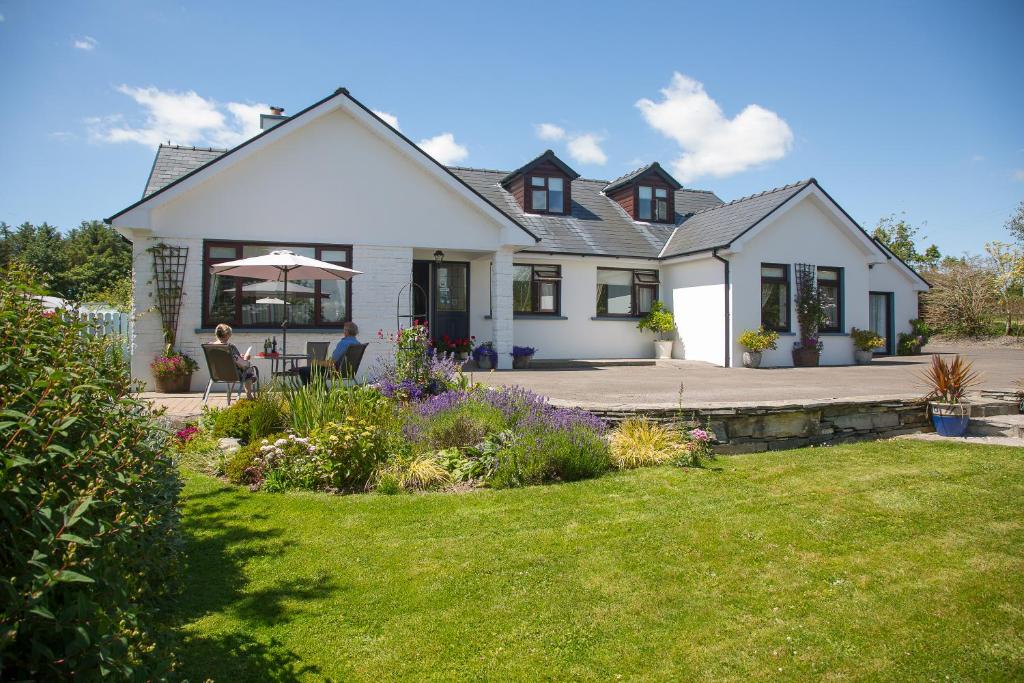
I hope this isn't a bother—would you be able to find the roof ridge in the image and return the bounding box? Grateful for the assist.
[687,179,812,216]
[158,143,229,153]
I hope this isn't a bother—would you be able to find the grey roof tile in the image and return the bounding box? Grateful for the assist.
[660,180,812,257]
[143,144,228,197]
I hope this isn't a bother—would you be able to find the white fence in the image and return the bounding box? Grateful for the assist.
[79,310,132,360]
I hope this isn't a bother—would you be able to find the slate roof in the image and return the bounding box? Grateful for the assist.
[603,162,681,194]
[136,146,824,262]
[660,180,812,258]
[450,167,722,259]
[143,145,228,198]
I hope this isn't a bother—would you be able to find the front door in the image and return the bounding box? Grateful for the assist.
[869,292,894,355]
[412,260,470,343]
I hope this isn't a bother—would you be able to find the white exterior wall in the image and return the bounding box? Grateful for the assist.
[662,255,726,365]
[728,194,876,367]
[470,254,659,359]
[115,105,530,390]
[868,259,923,342]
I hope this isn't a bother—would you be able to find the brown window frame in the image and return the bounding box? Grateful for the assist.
[527,174,568,215]
[816,266,843,333]
[513,263,562,315]
[760,262,790,333]
[202,239,353,329]
[636,184,672,223]
[596,267,660,317]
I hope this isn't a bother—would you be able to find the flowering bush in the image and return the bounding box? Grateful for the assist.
[150,349,198,378]
[673,427,715,468]
[174,425,200,443]
[309,416,389,490]
[471,341,498,367]
[511,345,536,358]
[373,324,465,400]
[738,327,779,352]
[851,327,886,352]
[435,334,475,355]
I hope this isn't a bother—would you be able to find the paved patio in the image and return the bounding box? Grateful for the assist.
[142,342,1023,418]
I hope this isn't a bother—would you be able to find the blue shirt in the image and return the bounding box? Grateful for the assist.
[331,336,360,364]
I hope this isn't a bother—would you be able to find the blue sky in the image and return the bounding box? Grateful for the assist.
[0,0,1021,256]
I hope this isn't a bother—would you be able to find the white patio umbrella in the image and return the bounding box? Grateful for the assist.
[242,280,319,298]
[210,250,361,357]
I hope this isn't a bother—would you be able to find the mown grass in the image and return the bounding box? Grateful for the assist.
[176,440,1024,681]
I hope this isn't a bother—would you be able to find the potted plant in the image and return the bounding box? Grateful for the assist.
[737,327,779,368]
[511,345,536,369]
[850,327,885,364]
[636,300,675,359]
[452,336,475,361]
[150,346,198,393]
[792,266,827,367]
[921,354,980,436]
[471,341,497,370]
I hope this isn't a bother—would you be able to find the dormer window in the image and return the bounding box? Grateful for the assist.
[500,150,579,215]
[638,186,669,221]
[530,175,564,214]
[604,162,681,224]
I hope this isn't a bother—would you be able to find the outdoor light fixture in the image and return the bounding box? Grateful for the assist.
[433,250,445,265]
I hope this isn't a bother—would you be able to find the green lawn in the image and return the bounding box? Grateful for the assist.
[176,440,1024,681]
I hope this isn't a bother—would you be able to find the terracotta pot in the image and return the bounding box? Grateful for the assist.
[853,349,874,365]
[792,347,820,367]
[512,354,533,369]
[742,351,762,368]
[653,340,673,359]
[154,373,192,393]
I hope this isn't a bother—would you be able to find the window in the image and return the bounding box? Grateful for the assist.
[760,263,790,332]
[513,264,561,315]
[203,241,352,328]
[637,185,671,222]
[817,266,842,332]
[529,175,565,214]
[596,268,659,317]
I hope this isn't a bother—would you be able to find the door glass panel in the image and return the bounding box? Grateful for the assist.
[869,294,889,351]
[435,264,467,312]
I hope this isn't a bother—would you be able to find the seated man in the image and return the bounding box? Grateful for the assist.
[298,321,360,386]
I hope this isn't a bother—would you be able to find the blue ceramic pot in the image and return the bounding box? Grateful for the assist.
[930,403,969,437]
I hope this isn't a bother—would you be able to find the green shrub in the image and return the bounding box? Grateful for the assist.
[738,327,779,352]
[609,418,685,469]
[0,264,181,679]
[310,415,390,490]
[224,439,272,486]
[424,401,506,450]
[210,391,286,443]
[490,426,611,488]
[850,327,886,352]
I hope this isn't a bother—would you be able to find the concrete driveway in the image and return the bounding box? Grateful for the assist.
[475,343,1023,409]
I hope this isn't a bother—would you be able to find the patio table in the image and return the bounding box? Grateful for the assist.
[255,352,309,379]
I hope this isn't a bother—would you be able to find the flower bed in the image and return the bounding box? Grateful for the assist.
[173,322,714,496]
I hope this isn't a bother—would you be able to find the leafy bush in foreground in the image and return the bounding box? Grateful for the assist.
[0,265,181,679]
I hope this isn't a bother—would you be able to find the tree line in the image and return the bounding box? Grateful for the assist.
[872,203,1024,337]
[0,220,132,311]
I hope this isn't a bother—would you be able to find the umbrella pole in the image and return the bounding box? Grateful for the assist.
[281,271,288,358]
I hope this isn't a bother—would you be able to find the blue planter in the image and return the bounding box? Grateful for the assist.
[930,403,969,437]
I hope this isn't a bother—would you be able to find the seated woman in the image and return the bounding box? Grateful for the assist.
[298,321,360,386]
[212,323,259,399]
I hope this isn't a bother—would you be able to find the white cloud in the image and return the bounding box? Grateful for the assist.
[418,132,468,165]
[90,85,268,148]
[1013,169,1024,182]
[566,133,607,165]
[535,123,565,141]
[73,36,97,51]
[636,72,793,182]
[373,110,401,131]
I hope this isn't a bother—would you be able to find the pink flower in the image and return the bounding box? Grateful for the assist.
[690,428,711,442]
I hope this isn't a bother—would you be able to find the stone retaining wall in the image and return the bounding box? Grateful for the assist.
[589,398,932,454]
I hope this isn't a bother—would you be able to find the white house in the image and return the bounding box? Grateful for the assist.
[108,88,928,390]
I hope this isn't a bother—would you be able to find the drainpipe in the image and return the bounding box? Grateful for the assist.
[712,249,730,367]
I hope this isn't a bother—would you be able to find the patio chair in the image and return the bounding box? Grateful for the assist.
[201,343,256,405]
[330,342,369,387]
[307,341,331,364]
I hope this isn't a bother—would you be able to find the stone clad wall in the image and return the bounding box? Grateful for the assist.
[588,398,931,454]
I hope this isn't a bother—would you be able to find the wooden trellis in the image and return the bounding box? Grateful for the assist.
[150,244,189,348]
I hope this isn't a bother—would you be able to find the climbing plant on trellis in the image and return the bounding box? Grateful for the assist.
[149,243,189,348]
